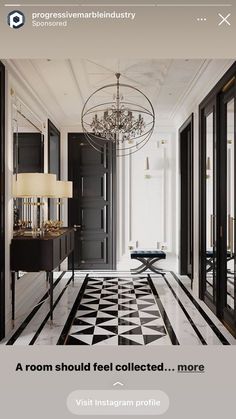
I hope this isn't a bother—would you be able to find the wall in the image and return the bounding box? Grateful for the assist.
[116,125,177,270]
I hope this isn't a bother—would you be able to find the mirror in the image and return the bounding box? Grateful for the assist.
[226,98,235,311]
[48,120,60,221]
[12,96,45,232]
[205,111,215,300]
[12,96,45,275]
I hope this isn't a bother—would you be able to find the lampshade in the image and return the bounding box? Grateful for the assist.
[13,173,57,198]
[53,180,73,198]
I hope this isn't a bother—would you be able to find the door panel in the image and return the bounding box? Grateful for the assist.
[81,174,106,198]
[81,207,107,232]
[68,133,116,270]
[81,238,107,264]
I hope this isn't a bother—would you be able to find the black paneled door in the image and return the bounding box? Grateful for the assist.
[68,133,116,270]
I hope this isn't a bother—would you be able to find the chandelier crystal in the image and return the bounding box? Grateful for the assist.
[81,73,155,156]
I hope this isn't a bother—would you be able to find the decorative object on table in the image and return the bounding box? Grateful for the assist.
[81,73,155,157]
[43,220,63,235]
[13,220,31,234]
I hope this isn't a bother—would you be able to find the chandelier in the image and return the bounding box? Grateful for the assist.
[81,73,155,157]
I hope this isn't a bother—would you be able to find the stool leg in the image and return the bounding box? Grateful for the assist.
[131,258,148,274]
[149,265,166,277]
[147,258,166,277]
[130,255,167,276]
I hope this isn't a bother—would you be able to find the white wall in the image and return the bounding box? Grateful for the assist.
[116,125,177,269]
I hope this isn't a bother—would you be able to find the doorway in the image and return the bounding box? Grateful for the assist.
[68,133,116,270]
[0,62,5,340]
[200,62,236,335]
[179,114,194,282]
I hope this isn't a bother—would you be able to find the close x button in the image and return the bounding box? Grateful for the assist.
[218,13,231,26]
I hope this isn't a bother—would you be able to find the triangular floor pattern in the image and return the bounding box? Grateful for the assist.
[66,276,171,345]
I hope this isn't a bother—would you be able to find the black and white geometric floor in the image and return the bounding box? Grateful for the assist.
[65,276,171,346]
[3,271,236,346]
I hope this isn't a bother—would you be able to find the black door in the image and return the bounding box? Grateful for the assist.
[219,85,236,332]
[179,114,194,281]
[68,133,116,270]
[0,62,5,340]
[199,62,236,335]
[200,99,217,314]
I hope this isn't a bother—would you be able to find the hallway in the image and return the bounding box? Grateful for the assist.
[1,59,236,343]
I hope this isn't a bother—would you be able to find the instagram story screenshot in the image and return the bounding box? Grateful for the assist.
[0,0,235,417]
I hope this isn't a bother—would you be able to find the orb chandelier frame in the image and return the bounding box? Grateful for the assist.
[81,73,155,157]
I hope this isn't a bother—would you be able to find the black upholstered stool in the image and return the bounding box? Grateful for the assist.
[131,250,166,276]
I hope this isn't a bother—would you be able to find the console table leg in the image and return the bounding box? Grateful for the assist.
[72,251,75,284]
[11,272,16,325]
[49,271,53,323]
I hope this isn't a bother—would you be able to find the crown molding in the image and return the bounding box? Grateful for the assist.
[172,59,235,127]
[3,59,61,129]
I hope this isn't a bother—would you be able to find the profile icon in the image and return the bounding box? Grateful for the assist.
[7,10,25,29]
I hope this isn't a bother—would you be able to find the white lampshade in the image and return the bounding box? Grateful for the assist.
[13,173,57,198]
[53,180,73,198]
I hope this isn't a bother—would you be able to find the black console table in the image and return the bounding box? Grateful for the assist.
[10,227,75,322]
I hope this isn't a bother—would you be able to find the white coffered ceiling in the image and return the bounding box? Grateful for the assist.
[8,58,218,127]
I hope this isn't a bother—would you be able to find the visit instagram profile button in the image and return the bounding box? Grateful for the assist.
[67,390,170,415]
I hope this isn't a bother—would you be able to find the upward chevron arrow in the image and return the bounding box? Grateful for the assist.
[113,382,124,387]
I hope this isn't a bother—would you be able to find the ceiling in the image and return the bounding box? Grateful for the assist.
[10,58,209,127]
